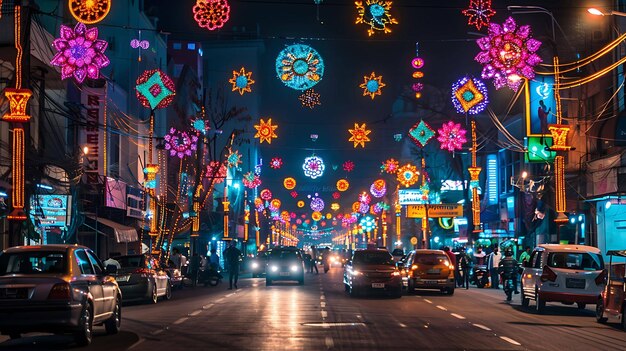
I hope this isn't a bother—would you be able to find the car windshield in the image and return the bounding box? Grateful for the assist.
[270,250,300,260]
[391,249,404,256]
[116,256,145,268]
[415,254,450,266]
[353,252,394,266]
[547,252,604,271]
[0,251,67,275]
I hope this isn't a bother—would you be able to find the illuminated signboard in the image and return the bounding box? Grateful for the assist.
[525,136,556,163]
[440,180,482,194]
[398,189,428,205]
[486,154,498,205]
[30,195,71,227]
[525,76,556,136]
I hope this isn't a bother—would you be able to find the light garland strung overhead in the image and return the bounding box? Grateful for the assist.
[302,155,325,179]
[193,0,231,31]
[408,120,435,148]
[275,44,324,90]
[451,76,489,115]
[68,0,111,24]
[380,158,399,174]
[397,163,419,188]
[462,0,495,31]
[254,118,278,144]
[360,72,386,99]
[164,127,198,159]
[229,67,255,95]
[355,0,398,36]
[437,121,468,152]
[348,123,371,148]
[299,89,321,109]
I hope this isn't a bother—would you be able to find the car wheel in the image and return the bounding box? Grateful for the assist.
[576,302,586,310]
[74,303,93,346]
[447,287,455,296]
[105,297,121,334]
[392,288,403,298]
[148,283,158,304]
[595,298,607,323]
[535,289,545,314]
[9,333,20,340]
[407,280,415,295]
[164,282,172,300]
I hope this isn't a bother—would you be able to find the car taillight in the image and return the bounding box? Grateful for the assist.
[595,269,607,286]
[392,271,401,276]
[411,264,418,270]
[48,283,71,300]
[540,266,557,282]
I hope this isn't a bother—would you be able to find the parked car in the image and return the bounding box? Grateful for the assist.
[163,264,183,290]
[0,245,121,346]
[521,244,605,313]
[405,249,456,295]
[249,251,268,278]
[114,254,171,304]
[344,249,402,298]
[596,250,626,330]
[391,248,405,263]
[266,247,304,285]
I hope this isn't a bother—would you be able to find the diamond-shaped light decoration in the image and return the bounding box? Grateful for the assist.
[451,76,488,115]
[135,69,176,110]
[408,120,435,148]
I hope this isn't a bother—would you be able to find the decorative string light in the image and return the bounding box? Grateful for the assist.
[275,44,324,90]
[299,89,321,109]
[135,69,176,110]
[355,0,398,36]
[348,123,371,148]
[411,42,425,99]
[381,158,399,174]
[451,76,488,115]
[68,0,111,24]
[164,127,198,159]
[359,72,386,99]
[229,67,255,95]
[462,0,495,30]
[193,0,231,30]
[397,163,419,188]
[243,172,261,189]
[205,161,226,183]
[254,118,278,144]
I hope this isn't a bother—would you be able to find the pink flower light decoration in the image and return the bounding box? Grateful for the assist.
[270,157,283,169]
[205,161,226,183]
[243,172,261,189]
[50,22,110,83]
[474,17,542,90]
[342,160,355,172]
[437,121,467,152]
[164,128,198,158]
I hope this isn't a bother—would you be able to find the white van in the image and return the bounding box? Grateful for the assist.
[521,244,605,313]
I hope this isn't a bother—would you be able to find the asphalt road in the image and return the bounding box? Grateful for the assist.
[1,268,625,350]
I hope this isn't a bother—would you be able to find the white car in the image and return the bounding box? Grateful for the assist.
[521,244,605,313]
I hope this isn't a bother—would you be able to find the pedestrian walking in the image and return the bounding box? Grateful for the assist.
[457,248,471,289]
[442,247,456,274]
[303,253,312,273]
[310,245,319,274]
[487,246,502,289]
[223,240,243,290]
[519,246,531,265]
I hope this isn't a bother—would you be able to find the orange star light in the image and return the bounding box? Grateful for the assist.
[348,123,371,148]
[228,67,255,95]
[254,118,278,144]
[359,72,386,99]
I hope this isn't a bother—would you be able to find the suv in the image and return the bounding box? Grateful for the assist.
[266,247,304,286]
[521,244,605,313]
[405,249,455,295]
[343,249,402,298]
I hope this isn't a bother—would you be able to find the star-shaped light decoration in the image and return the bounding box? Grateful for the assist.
[270,157,283,169]
[359,72,386,99]
[135,69,176,110]
[342,160,355,172]
[348,123,372,148]
[243,172,261,189]
[381,158,399,174]
[397,163,419,188]
[437,121,468,152]
[50,22,110,83]
[408,120,435,148]
[475,17,542,90]
[226,148,242,168]
[190,116,210,135]
[229,67,255,95]
[164,128,198,159]
[299,89,321,109]
[254,118,278,144]
[451,76,489,115]
[462,0,496,30]
[205,161,226,183]
[355,0,398,36]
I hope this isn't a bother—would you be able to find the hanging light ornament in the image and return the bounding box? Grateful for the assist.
[396,163,419,188]
[411,42,425,99]
[475,16,542,90]
[299,89,321,109]
[270,157,283,169]
[342,160,355,172]
[135,69,176,110]
[226,148,242,168]
[310,197,325,212]
[358,202,370,214]
[336,179,350,192]
[331,203,340,211]
[275,44,324,90]
[370,179,387,198]
[254,118,278,144]
[311,212,323,222]
[302,155,325,179]
[297,200,305,208]
[205,161,226,183]
[437,121,468,152]
[290,191,298,198]
[352,202,361,213]
[355,0,398,36]
[332,191,341,199]
[228,67,255,95]
[193,0,231,30]
[462,0,496,31]
[451,76,489,115]
[271,199,282,210]
[243,172,261,189]
[348,123,371,148]
[359,72,386,99]
[164,127,198,159]
[358,192,372,205]
[283,177,297,190]
[68,0,111,24]
[260,189,273,201]
[50,22,110,83]
[130,31,150,62]
[408,120,435,148]
[380,158,399,174]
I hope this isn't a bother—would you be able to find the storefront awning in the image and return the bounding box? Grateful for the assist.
[83,215,138,243]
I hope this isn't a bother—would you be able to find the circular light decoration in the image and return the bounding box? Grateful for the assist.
[332,191,341,200]
[325,213,332,220]
[50,22,110,84]
[475,16,542,91]
[370,180,387,198]
[342,160,355,172]
[352,202,361,213]
[310,197,325,212]
[355,0,398,36]
[271,199,282,209]
[135,69,176,110]
[254,197,263,207]
[254,118,278,144]
[290,191,298,198]
[275,44,324,91]
[205,161,226,183]
[360,72,386,99]
[336,179,350,192]
[290,212,297,219]
[284,177,297,190]
[358,202,370,214]
[397,163,419,188]
[68,0,111,24]
[437,121,468,152]
[164,128,198,159]
[191,117,210,135]
[243,172,261,189]
[462,0,496,31]
[270,157,283,169]
[380,158,399,174]
[260,189,272,201]
[439,217,455,230]
[348,123,371,148]
[372,203,383,214]
[299,89,321,109]
[408,119,436,148]
[451,76,489,115]
[312,211,322,221]
[229,67,255,95]
[193,0,231,31]
[281,211,290,222]
[296,219,302,225]
[358,192,372,205]
[331,203,340,211]
[297,201,305,208]
[226,148,242,168]
[302,155,325,179]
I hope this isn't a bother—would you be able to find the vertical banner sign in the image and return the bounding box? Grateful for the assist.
[81,86,106,184]
[525,76,556,137]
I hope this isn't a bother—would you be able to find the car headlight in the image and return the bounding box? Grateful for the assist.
[392,271,401,276]
[290,265,299,272]
[252,262,259,269]
[350,270,362,276]
[270,265,278,272]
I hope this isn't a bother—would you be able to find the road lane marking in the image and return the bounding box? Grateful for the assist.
[356,315,363,320]
[325,336,334,349]
[128,338,145,350]
[450,313,466,320]
[173,317,188,325]
[150,329,164,335]
[225,293,235,297]
[321,310,328,318]
[424,299,433,304]
[203,303,214,309]
[500,336,521,346]
[320,295,326,300]
[189,310,202,316]
[215,298,225,303]
[320,302,326,308]
[398,323,407,328]
[436,305,447,311]
[472,324,491,331]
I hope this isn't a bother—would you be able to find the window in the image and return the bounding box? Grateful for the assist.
[414,254,449,266]
[0,251,67,275]
[75,250,94,275]
[173,42,182,50]
[353,252,394,265]
[117,255,145,268]
[187,43,196,50]
[86,251,103,275]
[547,252,604,271]
[530,250,541,269]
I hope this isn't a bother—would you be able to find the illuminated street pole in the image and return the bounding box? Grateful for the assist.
[468,120,482,233]
[223,182,230,239]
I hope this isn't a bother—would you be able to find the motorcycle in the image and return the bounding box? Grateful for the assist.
[502,274,515,301]
[183,264,223,287]
[471,264,490,288]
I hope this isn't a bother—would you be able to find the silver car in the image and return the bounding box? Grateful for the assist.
[0,245,121,346]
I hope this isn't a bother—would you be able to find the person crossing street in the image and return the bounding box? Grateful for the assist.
[223,240,243,290]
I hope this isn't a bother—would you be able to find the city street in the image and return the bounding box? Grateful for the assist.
[1,268,624,351]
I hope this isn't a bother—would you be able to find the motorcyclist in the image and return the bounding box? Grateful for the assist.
[497,250,519,294]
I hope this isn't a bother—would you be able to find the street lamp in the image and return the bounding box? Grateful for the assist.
[587,8,626,17]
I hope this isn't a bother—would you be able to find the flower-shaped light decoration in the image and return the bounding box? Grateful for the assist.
[164,128,198,159]
[254,118,278,144]
[358,202,370,214]
[370,179,386,198]
[360,72,386,99]
[331,203,340,211]
[190,117,210,135]
[229,67,255,95]
[254,197,263,208]
[352,202,361,213]
[270,157,283,169]
[355,0,398,36]
[332,191,341,200]
[397,163,419,188]
[372,202,383,214]
[437,121,468,152]
[243,172,261,189]
[68,0,111,24]
[50,22,110,83]
[135,69,176,110]
[275,44,324,91]
[348,123,371,148]
[336,179,350,192]
[462,0,496,31]
[310,197,325,212]
[312,211,322,222]
[260,189,273,201]
[343,160,355,172]
[299,89,321,109]
[302,155,325,179]
[193,0,231,30]
[381,158,399,174]
[358,192,372,205]
[290,191,298,198]
[205,161,226,183]
[297,201,305,208]
[475,17,542,90]
[226,148,242,168]
[270,199,282,210]
[452,76,489,115]
[408,120,435,148]
[283,177,296,190]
